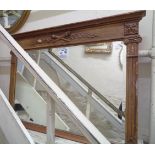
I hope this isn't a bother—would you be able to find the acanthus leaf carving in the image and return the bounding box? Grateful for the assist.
[124,22,139,36]
[124,35,142,45]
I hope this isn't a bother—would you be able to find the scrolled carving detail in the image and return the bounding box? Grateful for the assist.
[124,22,138,35]
[35,31,99,45]
[124,35,142,45]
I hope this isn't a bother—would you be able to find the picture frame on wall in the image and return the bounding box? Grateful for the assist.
[85,42,112,53]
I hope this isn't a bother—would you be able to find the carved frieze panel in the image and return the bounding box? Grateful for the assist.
[16,24,124,50]
[35,31,99,45]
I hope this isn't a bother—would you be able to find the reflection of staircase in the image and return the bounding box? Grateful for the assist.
[28,130,80,144]
[26,51,125,143]
[15,72,69,131]
[0,24,110,144]
[38,90,81,135]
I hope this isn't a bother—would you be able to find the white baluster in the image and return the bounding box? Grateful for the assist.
[46,95,55,144]
[86,89,92,119]
[33,51,41,88]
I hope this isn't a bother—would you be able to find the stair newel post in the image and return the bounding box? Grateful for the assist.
[46,96,55,144]
[124,22,142,143]
[9,51,17,107]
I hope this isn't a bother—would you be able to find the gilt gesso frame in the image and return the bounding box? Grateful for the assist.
[10,11,146,143]
[1,10,31,34]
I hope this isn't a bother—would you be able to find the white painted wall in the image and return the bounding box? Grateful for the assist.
[0,89,34,144]
[52,42,126,105]
[153,11,155,47]
[0,38,11,98]
[0,38,11,58]
[138,57,151,142]
[0,68,10,98]
[0,60,10,98]
[139,11,153,50]
[18,10,133,33]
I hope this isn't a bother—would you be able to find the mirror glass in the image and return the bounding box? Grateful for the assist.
[16,41,126,143]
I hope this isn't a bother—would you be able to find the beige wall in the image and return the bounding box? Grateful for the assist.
[0,39,11,98]
[53,42,126,104]
[0,63,10,99]
[153,11,155,47]
[0,38,11,59]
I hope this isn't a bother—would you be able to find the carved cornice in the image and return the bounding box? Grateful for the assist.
[124,22,139,36]
[124,35,142,45]
[13,11,146,40]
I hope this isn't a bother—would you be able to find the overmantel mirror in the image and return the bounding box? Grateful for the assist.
[10,11,146,144]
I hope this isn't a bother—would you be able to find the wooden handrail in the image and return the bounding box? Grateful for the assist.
[42,52,124,131]
[49,49,125,117]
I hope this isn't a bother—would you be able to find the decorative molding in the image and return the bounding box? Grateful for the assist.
[124,35,142,44]
[125,37,140,58]
[124,22,139,36]
[36,31,71,44]
[69,32,98,40]
[13,11,146,40]
[35,31,99,45]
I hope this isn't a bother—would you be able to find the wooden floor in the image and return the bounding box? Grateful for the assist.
[28,130,80,144]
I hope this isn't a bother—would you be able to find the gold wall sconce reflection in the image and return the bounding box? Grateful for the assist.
[85,42,112,54]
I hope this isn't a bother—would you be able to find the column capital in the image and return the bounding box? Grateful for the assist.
[124,35,142,45]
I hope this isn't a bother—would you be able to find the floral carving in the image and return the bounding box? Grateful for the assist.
[35,31,99,45]
[69,32,98,40]
[124,35,142,45]
[124,22,138,35]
